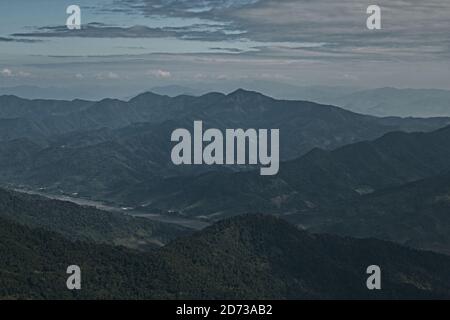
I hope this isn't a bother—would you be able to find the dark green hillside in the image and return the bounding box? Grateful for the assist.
[286,172,450,255]
[2,214,450,299]
[130,125,450,218]
[0,188,189,250]
[0,121,230,196]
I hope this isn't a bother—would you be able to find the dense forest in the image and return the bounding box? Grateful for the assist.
[0,188,189,250]
[2,213,450,299]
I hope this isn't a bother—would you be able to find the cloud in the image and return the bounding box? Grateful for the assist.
[1,69,13,77]
[99,0,450,61]
[17,71,32,77]
[5,0,450,63]
[109,0,259,16]
[95,71,120,80]
[12,22,242,42]
[0,36,43,43]
[1,68,33,78]
[147,69,172,78]
[209,47,244,53]
[107,72,120,79]
[2,0,450,90]
[223,0,450,60]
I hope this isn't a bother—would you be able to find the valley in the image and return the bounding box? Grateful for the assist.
[11,187,210,230]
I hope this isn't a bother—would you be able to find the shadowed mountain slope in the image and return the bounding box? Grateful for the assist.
[285,172,450,255]
[126,125,450,218]
[2,214,450,299]
[0,188,189,250]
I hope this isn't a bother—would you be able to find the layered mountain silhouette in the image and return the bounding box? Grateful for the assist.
[335,87,450,118]
[2,89,450,300]
[2,213,450,299]
[285,172,450,255]
[1,90,450,199]
[1,90,450,151]
[127,125,450,220]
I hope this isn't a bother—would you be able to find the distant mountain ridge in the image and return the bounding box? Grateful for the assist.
[2,85,449,117]
[1,89,450,199]
[1,90,449,150]
[335,87,450,117]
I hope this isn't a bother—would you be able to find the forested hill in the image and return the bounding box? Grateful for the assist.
[0,188,189,250]
[2,214,450,299]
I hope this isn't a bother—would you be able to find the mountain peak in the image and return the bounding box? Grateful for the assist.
[228,88,265,98]
[0,94,25,101]
[190,213,314,248]
[128,91,168,102]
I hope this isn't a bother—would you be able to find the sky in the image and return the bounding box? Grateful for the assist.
[0,0,449,98]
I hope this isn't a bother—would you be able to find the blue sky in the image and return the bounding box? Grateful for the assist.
[1,0,450,97]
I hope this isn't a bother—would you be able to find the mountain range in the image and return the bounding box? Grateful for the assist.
[146,85,450,118]
[1,90,450,200]
[335,87,450,118]
[130,125,450,217]
[2,85,450,117]
[1,88,450,299]
[1,90,449,149]
[150,85,450,118]
[116,124,450,255]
